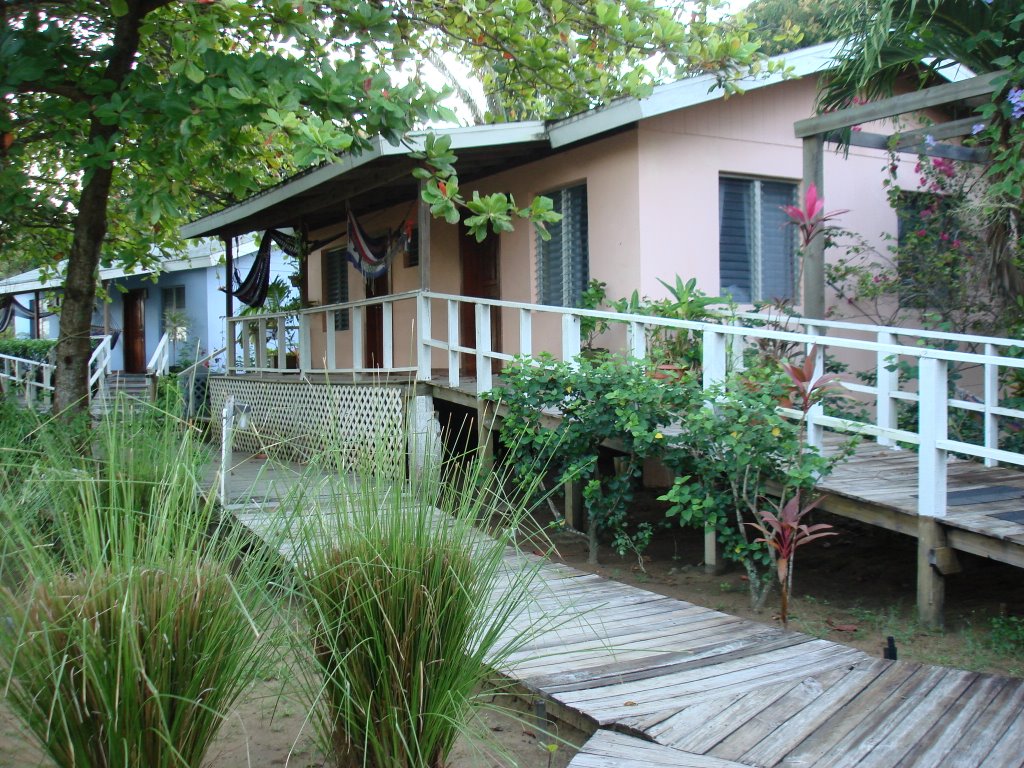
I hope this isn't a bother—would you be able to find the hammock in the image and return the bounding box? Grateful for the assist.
[0,294,56,333]
[345,210,413,279]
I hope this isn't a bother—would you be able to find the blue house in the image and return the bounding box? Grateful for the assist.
[0,236,294,373]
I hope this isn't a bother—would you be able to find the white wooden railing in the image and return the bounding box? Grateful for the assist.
[147,331,171,376]
[223,290,1024,520]
[0,352,54,408]
[88,334,113,404]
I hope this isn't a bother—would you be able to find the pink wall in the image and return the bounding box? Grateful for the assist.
[300,73,923,367]
[636,77,901,311]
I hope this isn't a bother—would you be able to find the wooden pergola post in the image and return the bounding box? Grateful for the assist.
[793,69,1003,627]
[802,135,825,319]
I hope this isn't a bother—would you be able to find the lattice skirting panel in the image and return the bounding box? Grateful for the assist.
[209,377,406,467]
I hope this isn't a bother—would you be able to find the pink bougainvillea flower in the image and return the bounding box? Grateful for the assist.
[781,183,850,247]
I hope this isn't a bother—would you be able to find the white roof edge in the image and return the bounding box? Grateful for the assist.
[548,42,841,149]
[180,121,549,239]
[0,237,257,294]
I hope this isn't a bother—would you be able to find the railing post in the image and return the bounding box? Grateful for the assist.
[917,356,948,628]
[276,316,287,370]
[417,293,432,381]
[561,314,581,367]
[877,331,899,446]
[226,318,237,373]
[475,302,492,394]
[984,343,998,467]
[326,310,338,371]
[806,329,824,451]
[519,308,532,358]
[383,300,394,369]
[255,318,267,370]
[42,365,52,410]
[627,321,646,360]
[220,395,235,507]
[701,328,728,574]
[299,313,312,372]
[702,329,727,391]
[352,306,364,372]
[447,299,460,387]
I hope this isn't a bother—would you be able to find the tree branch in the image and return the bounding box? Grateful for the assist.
[17,82,89,103]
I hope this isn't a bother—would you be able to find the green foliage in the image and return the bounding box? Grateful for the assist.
[278,429,551,768]
[608,276,732,367]
[0,405,277,768]
[989,615,1024,656]
[0,338,57,362]
[746,0,858,55]
[487,353,697,563]
[658,363,850,610]
[823,0,1024,302]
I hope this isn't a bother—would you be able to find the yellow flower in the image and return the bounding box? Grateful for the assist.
[565,386,572,393]
[654,432,664,440]
[730,431,739,439]
[771,427,782,437]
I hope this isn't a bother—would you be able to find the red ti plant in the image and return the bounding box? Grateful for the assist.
[781,182,849,248]
[779,346,846,442]
[749,493,836,628]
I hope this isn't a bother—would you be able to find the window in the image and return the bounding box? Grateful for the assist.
[536,184,589,306]
[323,248,350,331]
[719,177,797,304]
[161,286,188,341]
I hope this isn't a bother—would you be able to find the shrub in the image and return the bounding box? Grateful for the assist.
[280,432,551,768]
[0,338,58,362]
[0,405,278,768]
[487,353,697,564]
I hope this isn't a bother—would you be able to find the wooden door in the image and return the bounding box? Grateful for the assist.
[364,272,388,368]
[459,230,501,376]
[122,289,147,373]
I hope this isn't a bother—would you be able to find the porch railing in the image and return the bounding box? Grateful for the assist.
[147,331,171,376]
[88,334,113,404]
[0,353,54,408]
[224,289,1024,520]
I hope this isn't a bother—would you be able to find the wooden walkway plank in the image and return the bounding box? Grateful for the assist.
[567,730,750,768]
[220,455,1024,768]
[893,674,1009,767]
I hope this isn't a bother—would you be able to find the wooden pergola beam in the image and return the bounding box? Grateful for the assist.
[794,70,1005,138]
[826,129,989,163]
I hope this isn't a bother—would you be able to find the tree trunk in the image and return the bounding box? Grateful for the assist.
[52,168,115,415]
[51,6,145,417]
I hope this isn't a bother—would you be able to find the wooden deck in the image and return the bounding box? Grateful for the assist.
[216,456,1024,768]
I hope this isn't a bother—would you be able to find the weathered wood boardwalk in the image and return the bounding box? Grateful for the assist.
[215,455,1024,768]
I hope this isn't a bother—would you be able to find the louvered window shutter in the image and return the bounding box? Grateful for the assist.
[324,248,350,331]
[719,178,796,303]
[719,178,753,303]
[537,184,589,306]
[759,181,797,302]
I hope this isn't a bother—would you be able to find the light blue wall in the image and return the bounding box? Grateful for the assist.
[86,243,293,371]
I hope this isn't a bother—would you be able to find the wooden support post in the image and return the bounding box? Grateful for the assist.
[224,236,236,371]
[802,135,825,319]
[476,398,495,464]
[917,518,947,629]
[704,529,724,575]
[418,180,431,292]
[917,356,949,628]
[563,479,584,533]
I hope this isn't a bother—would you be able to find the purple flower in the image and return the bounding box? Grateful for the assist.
[1009,87,1024,121]
[924,134,937,148]
[971,122,986,135]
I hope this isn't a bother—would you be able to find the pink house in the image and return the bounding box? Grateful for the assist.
[183,42,911,376]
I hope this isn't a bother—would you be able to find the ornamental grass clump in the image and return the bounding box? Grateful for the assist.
[281,430,550,768]
[0,403,280,768]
